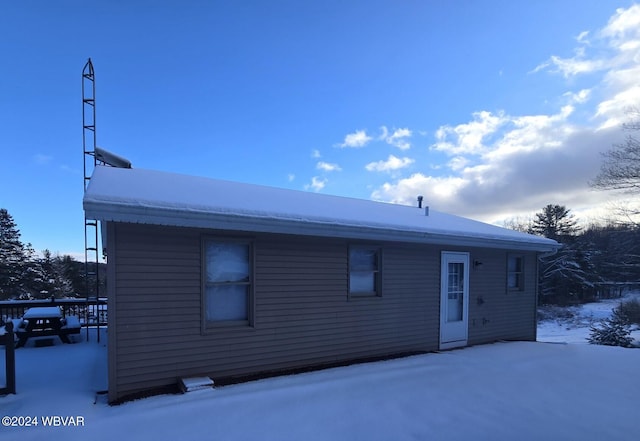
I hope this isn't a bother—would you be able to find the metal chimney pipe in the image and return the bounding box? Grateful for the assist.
[417,195,423,208]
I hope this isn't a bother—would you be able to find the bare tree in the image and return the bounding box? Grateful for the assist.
[591,108,640,222]
[502,215,533,234]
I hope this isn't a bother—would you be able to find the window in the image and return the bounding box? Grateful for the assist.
[203,239,252,326]
[507,255,524,291]
[349,246,381,297]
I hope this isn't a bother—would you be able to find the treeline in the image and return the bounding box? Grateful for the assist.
[508,204,640,305]
[0,208,104,301]
[2,201,639,306]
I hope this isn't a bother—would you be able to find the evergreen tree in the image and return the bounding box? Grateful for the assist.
[49,252,74,298]
[61,254,84,296]
[588,316,633,348]
[529,204,580,241]
[530,205,598,304]
[28,249,75,299]
[0,208,32,299]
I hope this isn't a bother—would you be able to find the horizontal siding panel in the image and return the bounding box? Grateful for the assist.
[116,326,428,365]
[116,265,199,275]
[109,223,537,400]
[114,319,200,332]
[114,300,200,310]
[117,248,198,259]
[114,291,199,301]
[116,327,199,343]
[256,284,346,294]
[115,270,198,280]
[116,333,431,380]
[467,249,537,345]
[256,273,345,282]
[257,260,346,269]
[116,308,200,321]
[114,280,200,290]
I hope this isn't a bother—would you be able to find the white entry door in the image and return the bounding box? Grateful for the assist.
[439,252,470,349]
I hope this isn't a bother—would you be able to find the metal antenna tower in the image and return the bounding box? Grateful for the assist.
[82,58,101,342]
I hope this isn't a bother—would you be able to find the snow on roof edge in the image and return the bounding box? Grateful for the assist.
[83,166,559,252]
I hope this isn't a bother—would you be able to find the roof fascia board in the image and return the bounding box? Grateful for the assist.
[84,201,559,252]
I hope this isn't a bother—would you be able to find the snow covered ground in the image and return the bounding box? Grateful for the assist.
[2,294,639,441]
[537,291,640,344]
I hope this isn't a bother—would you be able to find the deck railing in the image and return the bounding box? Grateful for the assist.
[1,322,16,395]
[0,298,107,327]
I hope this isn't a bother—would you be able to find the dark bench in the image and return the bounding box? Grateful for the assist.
[61,316,82,337]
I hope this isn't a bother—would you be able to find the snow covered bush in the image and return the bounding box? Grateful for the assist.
[613,299,640,326]
[588,316,634,348]
[537,305,578,323]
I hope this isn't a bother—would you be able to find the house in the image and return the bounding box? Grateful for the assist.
[83,165,559,403]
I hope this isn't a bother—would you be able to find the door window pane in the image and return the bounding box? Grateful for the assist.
[447,262,464,322]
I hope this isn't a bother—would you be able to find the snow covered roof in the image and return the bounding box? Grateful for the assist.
[83,166,559,252]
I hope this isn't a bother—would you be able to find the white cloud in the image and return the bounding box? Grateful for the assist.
[338,130,372,148]
[33,154,53,165]
[305,176,327,192]
[596,83,640,129]
[531,5,640,79]
[372,125,624,223]
[600,5,640,44]
[372,95,626,223]
[447,156,469,171]
[533,55,605,78]
[365,155,414,173]
[288,173,295,182]
[59,164,78,174]
[432,111,507,155]
[380,126,412,150]
[370,6,640,226]
[595,65,640,128]
[564,89,591,104]
[483,107,576,162]
[311,149,321,158]
[316,161,342,172]
[371,173,467,207]
[576,30,590,43]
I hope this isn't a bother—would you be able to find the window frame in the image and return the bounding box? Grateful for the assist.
[507,254,524,292]
[201,236,255,330]
[348,245,382,298]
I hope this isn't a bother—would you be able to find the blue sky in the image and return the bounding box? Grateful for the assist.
[1,1,639,258]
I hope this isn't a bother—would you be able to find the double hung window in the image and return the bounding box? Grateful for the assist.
[507,255,524,291]
[203,239,252,326]
[349,246,381,297]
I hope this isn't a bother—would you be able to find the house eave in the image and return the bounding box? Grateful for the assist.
[84,201,559,253]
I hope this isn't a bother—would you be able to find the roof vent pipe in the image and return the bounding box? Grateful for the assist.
[425,206,429,216]
[417,195,423,208]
